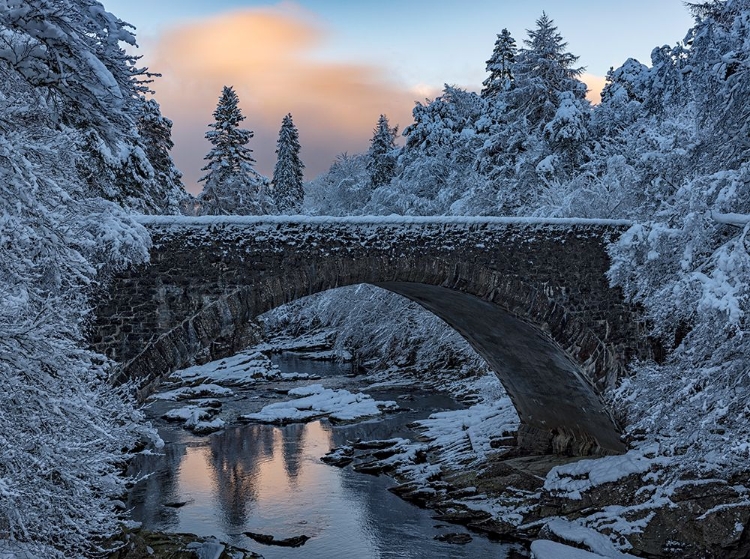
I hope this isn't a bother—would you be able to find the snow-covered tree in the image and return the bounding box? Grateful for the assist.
[478,13,590,214]
[304,152,370,216]
[594,0,750,478]
[0,2,163,554]
[197,86,273,215]
[481,28,517,98]
[0,0,188,214]
[272,113,305,214]
[510,12,587,130]
[366,114,399,189]
[137,97,192,214]
[367,86,490,215]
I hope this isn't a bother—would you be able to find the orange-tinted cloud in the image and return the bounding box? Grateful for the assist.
[582,73,607,104]
[145,6,418,194]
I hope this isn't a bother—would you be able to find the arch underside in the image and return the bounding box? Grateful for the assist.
[119,279,625,456]
[376,282,625,455]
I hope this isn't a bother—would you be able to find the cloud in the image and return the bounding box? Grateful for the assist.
[144,5,419,194]
[582,73,608,104]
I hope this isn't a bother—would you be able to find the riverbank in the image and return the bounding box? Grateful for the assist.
[124,343,524,558]
[122,337,750,559]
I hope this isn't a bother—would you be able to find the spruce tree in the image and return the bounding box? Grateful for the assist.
[272,113,305,214]
[137,98,191,214]
[198,86,271,215]
[367,114,399,188]
[509,12,586,130]
[481,28,517,99]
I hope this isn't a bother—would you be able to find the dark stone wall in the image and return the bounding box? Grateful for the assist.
[90,217,645,455]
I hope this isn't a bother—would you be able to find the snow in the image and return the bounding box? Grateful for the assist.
[172,350,319,385]
[150,384,233,401]
[710,211,750,227]
[531,540,609,559]
[544,447,668,500]
[137,214,633,228]
[162,403,224,434]
[415,397,518,465]
[186,539,225,559]
[163,405,214,423]
[542,519,639,558]
[241,384,398,424]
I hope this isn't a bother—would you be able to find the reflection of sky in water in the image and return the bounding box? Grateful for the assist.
[168,421,382,557]
[130,418,513,558]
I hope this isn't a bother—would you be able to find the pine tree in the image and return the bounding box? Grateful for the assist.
[510,12,587,131]
[476,13,591,214]
[272,113,305,214]
[197,86,272,215]
[367,114,399,188]
[137,98,192,214]
[481,28,517,98]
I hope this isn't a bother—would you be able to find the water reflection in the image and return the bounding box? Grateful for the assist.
[280,423,306,482]
[129,417,514,558]
[128,352,515,557]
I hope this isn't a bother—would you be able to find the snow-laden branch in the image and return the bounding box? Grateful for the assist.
[711,211,750,227]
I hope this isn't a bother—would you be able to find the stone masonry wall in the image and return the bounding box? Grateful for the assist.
[90,217,645,454]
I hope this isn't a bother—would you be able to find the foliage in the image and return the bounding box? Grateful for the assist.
[0,0,185,554]
[304,153,371,216]
[0,0,187,214]
[482,29,517,99]
[197,86,274,215]
[366,114,399,189]
[0,25,156,559]
[272,113,305,214]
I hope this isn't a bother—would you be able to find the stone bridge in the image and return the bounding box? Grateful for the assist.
[91,216,646,456]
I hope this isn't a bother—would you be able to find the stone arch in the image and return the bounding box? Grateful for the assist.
[94,219,639,456]
[115,277,624,456]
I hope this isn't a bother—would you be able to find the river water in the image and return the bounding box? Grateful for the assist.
[127,353,518,558]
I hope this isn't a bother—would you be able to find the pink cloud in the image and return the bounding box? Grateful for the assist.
[582,73,607,104]
[145,6,418,194]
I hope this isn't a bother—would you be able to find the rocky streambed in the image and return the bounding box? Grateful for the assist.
[119,339,750,559]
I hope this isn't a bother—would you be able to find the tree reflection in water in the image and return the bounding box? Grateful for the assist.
[128,395,513,557]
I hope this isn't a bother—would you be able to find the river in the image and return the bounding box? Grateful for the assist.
[126,352,521,558]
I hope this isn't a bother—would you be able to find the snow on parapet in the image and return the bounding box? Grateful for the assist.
[135,214,633,228]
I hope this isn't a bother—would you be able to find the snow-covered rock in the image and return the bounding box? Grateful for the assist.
[241,384,397,424]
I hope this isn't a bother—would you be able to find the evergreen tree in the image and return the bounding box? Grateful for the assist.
[272,113,305,214]
[478,13,590,213]
[481,28,517,98]
[367,114,399,188]
[374,85,489,215]
[509,12,587,130]
[137,97,192,214]
[0,0,189,214]
[197,86,272,215]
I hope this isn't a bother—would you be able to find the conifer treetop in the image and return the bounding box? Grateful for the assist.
[200,85,256,182]
[367,114,399,188]
[482,28,517,98]
[272,112,305,213]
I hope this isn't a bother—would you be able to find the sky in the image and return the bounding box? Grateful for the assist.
[104,0,695,194]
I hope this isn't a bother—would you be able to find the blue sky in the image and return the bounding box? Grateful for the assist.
[103,0,695,192]
[108,0,693,86]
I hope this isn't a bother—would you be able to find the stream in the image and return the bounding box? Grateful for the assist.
[126,352,519,558]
